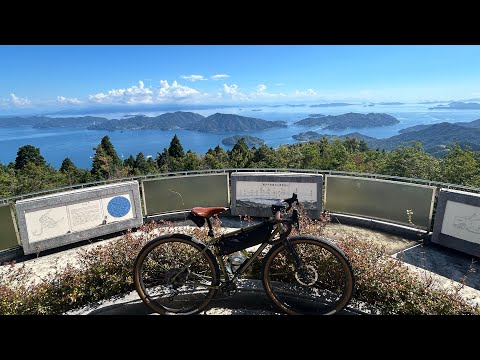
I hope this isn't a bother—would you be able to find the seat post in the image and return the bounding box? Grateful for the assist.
[206,218,215,237]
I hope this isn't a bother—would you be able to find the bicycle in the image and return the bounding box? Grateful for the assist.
[133,193,355,315]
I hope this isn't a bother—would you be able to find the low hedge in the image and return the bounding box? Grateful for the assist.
[0,216,478,315]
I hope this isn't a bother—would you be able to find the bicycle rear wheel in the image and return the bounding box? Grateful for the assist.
[133,234,220,315]
[262,235,355,315]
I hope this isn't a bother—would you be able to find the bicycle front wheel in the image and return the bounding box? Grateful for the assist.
[262,235,355,315]
[133,234,220,315]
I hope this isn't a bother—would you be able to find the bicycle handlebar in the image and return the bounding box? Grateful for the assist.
[282,193,299,212]
[271,193,300,227]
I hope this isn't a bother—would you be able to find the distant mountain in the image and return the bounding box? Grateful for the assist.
[33,116,110,128]
[384,122,480,155]
[293,122,480,157]
[308,114,325,118]
[417,100,445,104]
[187,113,286,133]
[453,118,480,128]
[429,102,480,110]
[399,118,480,134]
[309,103,354,107]
[0,116,44,127]
[293,131,376,143]
[398,124,432,134]
[0,111,286,134]
[88,112,205,131]
[222,135,265,147]
[294,112,400,130]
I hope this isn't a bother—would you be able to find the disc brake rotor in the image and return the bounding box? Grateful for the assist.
[295,265,318,286]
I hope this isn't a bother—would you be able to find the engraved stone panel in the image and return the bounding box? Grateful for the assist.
[68,200,103,232]
[231,173,323,218]
[432,189,480,257]
[15,181,142,255]
[441,200,480,245]
[25,206,69,243]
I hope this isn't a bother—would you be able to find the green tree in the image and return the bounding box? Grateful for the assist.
[15,163,66,195]
[60,157,83,185]
[381,142,439,180]
[135,152,148,174]
[183,150,202,170]
[203,146,230,169]
[15,145,46,170]
[146,157,158,174]
[60,157,76,173]
[168,134,185,159]
[228,138,252,168]
[251,144,278,168]
[101,136,122,167]
[91,136,125,180]
[0,167,17,198]
[439,144,480,186]
[123,155,136,169]
[300,142,322,169]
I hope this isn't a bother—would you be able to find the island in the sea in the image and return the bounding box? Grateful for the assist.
[293,118,480,157]
[309,103,354,107]
[0,111,287,133]
[222,135,265,147]
[429,102,480,110]
[294,112,400,130]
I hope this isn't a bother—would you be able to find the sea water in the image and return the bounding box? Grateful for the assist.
[1,104,479,169]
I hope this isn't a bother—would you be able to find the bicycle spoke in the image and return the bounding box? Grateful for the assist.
[263,237,354,315]
[134,237,219,315]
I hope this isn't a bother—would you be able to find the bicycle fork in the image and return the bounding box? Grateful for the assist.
[283,238,310,283]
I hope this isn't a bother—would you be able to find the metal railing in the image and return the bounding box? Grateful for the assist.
[2,168,480,205]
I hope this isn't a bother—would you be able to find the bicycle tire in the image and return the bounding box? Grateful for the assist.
[133,234,220,315]
[262,235,355,315]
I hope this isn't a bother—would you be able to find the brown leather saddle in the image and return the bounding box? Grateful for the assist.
[191,206,228,218]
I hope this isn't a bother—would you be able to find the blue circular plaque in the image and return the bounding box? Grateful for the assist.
[107,196,131,217]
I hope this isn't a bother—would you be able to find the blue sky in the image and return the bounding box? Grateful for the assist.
[1,45,480,114]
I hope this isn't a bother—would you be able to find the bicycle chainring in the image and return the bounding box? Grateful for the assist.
[164,268,188,288]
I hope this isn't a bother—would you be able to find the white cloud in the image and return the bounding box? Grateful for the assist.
[222,83,248,101]
[275,83,286,86]
[252,84,286,99]
[157,80,201,101]
[88,81,154,104]
[211,74,230,80]
[221,83,287,102]
[9,93,31,106]
[294,89,317,97]
[256,84,267,94]
[223,83,239,95]
[57,96,81,104]
[87,80,205,105]
[180,75,207,82]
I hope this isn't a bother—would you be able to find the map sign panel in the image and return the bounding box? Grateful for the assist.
[15,181,142,255]
[236,181,317,208]
[25,206,69,243]
[441,200,480,245]
[432,188,480,257]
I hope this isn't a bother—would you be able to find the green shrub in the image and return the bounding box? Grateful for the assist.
[0,217,478,315]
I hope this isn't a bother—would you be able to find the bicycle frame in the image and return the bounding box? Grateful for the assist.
[171,218,292,290]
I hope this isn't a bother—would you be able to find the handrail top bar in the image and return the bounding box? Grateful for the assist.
[2,168,480,203]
